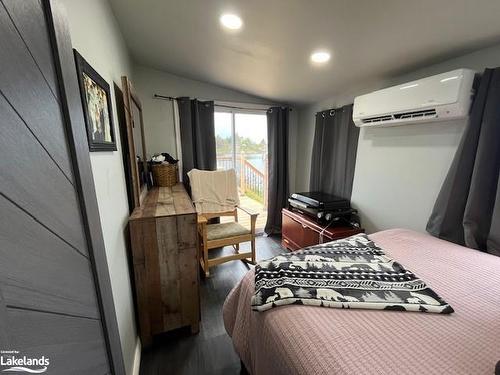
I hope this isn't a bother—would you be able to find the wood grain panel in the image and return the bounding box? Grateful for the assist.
[172,184,196,214]
[129,220,147,266]
[156,188,176,217]
[157,216,182,331]
[129,185,199,344]
[6,308,109,374]
[131,262,151,346]
[129,186,195,220]
[178,214,199,331]
[0,4,73,180]
[0,95,88,254]
[129,218,161,342]
[176,212,198,250]
[0,197,100,318]
[144,220,163,335]
[2,0,60,98]
[130,188,159,220]
[0,291,10,347]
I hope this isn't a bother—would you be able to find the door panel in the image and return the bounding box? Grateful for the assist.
[5,309,109,374]
[0,198,100,318]
[3,0,61,99]
[0,3,73,180]
[0,95,88,254]
[0,291,9,348]
[0,0,115,373]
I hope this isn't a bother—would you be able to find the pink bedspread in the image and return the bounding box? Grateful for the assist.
[223,229,500,375]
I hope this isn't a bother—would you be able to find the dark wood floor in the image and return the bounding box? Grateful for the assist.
[139,235,284,375]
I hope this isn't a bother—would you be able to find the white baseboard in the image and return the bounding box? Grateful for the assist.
[132,338,141,375]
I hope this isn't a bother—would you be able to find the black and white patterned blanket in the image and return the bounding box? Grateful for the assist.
[251,233,453,314]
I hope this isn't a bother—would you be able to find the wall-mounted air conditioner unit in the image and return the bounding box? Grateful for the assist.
[352,68,475,127]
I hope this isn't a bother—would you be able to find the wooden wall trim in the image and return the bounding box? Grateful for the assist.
[121,76,141,208]
[43,1,126,374]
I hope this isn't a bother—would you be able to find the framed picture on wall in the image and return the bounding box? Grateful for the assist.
[74,49,117,151]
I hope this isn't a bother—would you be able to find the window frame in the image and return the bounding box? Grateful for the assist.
[214,106,267,172]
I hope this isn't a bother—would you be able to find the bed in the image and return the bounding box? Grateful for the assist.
[223,229,500,375]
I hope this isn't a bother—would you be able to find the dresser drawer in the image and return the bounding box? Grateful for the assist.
[282,212,319,250]
[281,208,365,251]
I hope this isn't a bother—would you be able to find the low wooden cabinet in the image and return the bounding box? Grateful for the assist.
[129,184,199,346]
[282,208,364,251]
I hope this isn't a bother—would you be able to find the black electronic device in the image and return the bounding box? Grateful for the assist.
[290,191,350,211]
[288,191,360,227]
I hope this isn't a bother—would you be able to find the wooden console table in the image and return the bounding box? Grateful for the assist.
[282,208,364,251]
[129,184,199,346]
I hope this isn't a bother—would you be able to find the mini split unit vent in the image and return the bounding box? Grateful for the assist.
[353,69,475,127]
[361,109,437,124]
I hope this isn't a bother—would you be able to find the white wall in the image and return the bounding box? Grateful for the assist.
[61,1,139,374]
[295,43,500,233]
[134,65,272,158]
[133,65,298,190]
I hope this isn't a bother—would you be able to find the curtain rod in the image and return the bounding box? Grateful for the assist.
[216,104,292,111]
[153,94,175,101]
[153,93,292,111]
[215,103,271,111]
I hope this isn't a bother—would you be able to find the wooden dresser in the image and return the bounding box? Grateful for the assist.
[282,208,364,251]
[129,184,199,346]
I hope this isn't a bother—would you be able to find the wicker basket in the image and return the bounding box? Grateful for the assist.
[152,163,178,187]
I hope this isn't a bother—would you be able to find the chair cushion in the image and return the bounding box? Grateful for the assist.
[206,222,251,241]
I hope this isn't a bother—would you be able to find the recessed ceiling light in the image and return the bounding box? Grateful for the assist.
[220,14,243,30]
[310,51,331,64]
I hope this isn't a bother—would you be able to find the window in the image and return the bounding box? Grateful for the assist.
[214,111,234,170]
[214,108,268,231]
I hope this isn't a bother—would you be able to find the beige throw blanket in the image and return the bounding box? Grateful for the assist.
[188,169,240,213]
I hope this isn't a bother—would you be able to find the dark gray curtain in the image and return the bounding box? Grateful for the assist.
[427,68,500,256]
[177,97,216,183]
[265,107,289,235]
[309,104,360,199]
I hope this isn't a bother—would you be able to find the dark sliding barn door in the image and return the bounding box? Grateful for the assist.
[0,0,124,374]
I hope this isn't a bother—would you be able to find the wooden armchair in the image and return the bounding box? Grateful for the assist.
[188,168,259,277]
[198,206,258,277]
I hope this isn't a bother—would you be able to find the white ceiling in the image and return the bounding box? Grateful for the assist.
[109,0,500,104]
